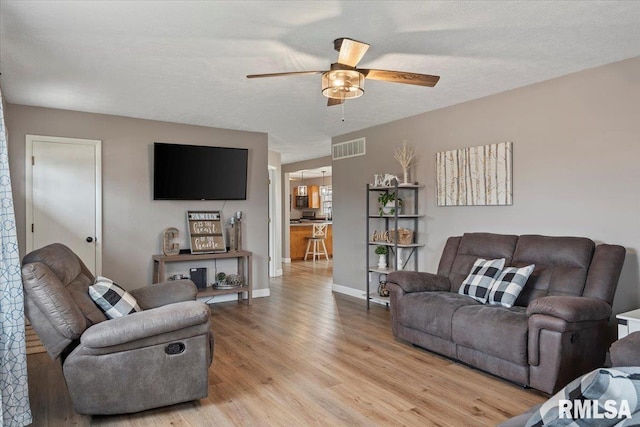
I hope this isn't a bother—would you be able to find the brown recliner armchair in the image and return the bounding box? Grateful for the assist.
[22,243,214,415]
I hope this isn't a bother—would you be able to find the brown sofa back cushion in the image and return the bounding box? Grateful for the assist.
[438,233,599,307]
[510,235,594,306]
[23,243,106,325]
[445,233,518,292]
[22,243,107,359]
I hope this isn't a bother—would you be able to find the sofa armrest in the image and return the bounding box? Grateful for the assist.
[81,301,209,349]
[386,271,450,293]
[527,297,612,388]
[526,296,612,323]
[610,332,640,366]
[129,279,197,309]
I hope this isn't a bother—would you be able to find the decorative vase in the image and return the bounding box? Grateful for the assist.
[382,201,401,215]
[377,254,387,269]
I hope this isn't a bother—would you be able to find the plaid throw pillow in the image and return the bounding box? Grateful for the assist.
[487,264,535,308]
[526,367,640,426]
[89,276,141,319]
[458,258,506,303]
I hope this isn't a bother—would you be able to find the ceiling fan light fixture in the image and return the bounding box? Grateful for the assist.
[322,70,364,100]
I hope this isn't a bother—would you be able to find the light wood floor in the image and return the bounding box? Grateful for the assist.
[27,260,546,426]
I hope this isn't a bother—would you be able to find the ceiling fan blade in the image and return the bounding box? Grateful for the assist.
[359,69,440,87]
[335,38,370,68]
[246,71,325,79]
[327,97,344,107]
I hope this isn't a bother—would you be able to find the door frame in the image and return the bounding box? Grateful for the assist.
[268,166,284,277]
[268,166,281,277]
[25,134,103,275]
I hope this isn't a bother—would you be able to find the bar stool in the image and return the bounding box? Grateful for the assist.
[304,223,329,261]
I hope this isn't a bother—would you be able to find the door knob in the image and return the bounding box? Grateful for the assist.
[86,237,94,242]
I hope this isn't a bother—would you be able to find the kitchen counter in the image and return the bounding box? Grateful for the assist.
[289,223,333,260]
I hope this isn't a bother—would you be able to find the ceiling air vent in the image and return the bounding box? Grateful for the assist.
[332,138,366,160]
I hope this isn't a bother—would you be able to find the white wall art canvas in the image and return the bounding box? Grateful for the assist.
[436,141,512,206]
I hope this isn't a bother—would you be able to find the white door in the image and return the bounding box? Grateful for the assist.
[26,135,102,274]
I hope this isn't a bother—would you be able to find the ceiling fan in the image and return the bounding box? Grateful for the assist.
[247,38,440,106]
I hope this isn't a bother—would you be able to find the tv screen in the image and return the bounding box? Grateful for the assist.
[154,143,248,200]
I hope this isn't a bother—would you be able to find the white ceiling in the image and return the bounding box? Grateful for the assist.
[1,1,640,164]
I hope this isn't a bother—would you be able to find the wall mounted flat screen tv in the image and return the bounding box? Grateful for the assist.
[154,142,248,200]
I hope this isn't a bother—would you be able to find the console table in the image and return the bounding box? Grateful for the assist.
[152,251,252,305]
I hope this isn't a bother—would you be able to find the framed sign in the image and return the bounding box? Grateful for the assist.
[187,211,227,254]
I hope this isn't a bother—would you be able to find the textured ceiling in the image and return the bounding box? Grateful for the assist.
[1,1,640,163]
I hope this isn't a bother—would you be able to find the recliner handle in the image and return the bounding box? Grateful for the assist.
[165,342,185,355]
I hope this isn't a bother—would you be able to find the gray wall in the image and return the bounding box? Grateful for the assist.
[333,56,640,316]
[6,105,270,292]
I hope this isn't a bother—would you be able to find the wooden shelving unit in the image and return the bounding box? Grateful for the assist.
[152,250,253,304]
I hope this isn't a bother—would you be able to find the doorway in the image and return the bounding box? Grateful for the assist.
[287,167,332,271]
[25,135,102,275]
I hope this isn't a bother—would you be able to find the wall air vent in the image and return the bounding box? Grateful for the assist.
[332,137,366,160]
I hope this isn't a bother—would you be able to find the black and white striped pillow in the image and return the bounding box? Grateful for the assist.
[525,367,640,426]
[487,264,535,308]
[458,258,506,303]
[89,276,141,319]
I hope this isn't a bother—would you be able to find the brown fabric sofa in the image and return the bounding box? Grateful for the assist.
[387,233,625,394]
[22,243,214,415]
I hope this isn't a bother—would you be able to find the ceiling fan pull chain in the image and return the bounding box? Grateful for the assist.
[341,103,345,122]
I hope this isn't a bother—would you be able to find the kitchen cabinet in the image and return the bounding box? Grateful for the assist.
[308,185,320,208]
[293,185,319,208]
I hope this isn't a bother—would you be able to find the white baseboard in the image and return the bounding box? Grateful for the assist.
[269,269,283,278]
[198,287,270,304]
[283,258,292,264]
[332,283,367,300]
[332,283,389,306]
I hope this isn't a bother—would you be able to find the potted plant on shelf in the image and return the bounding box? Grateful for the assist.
[215,272,226,287]
[378,192,402,216]
[375,245,389,269]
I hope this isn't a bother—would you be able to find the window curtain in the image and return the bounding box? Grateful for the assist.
[0,89,33,426]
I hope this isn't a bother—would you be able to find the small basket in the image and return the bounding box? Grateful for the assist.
[389,228,413,245]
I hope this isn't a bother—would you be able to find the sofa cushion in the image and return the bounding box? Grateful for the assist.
[458,258,506,303]
[68,273,108,325]
[487,264,535,308]
[611,332,640,367]
[447,233,518,292]
[398,292,478,340]
[89,277,141,319]
[452,304,528,365]
[512,235,594,306]
[22,242,83,288]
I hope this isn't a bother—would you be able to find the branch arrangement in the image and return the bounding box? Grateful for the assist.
[394,141,416,184]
